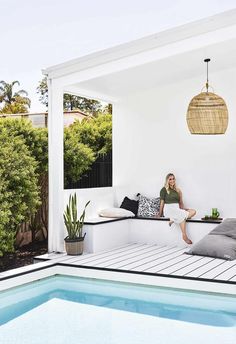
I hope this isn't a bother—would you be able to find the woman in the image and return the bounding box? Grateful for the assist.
[159,173,196,244]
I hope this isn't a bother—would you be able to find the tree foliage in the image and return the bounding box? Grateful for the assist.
[0,119,49,248]
[36,77,48,108]
[63,93,102,114]
[37,77,103,115]
[0,126,40,256]
[0,112,112,254]
[0,118,48,175]
[64,128,95,186]
[0,80,31,114]
[69,113,112,156]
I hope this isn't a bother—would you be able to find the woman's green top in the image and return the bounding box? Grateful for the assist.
[160,187,180,204]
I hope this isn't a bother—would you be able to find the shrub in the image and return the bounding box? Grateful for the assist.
[64,128,95,187]
[0,118,48,174]
[0,129,40,256]
[0,114,112,254]
[70,113,112,155]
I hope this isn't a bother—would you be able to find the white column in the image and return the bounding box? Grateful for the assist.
[47,78,64,252]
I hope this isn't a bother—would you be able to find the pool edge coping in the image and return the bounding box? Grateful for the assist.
[0,261,236,296]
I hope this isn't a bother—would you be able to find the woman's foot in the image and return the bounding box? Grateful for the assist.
[169,221,174,227]
[183,235,192,245]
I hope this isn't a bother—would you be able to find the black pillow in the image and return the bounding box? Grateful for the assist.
[120,197,139,216]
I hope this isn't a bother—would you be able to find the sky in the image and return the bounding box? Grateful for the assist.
[1,0,236,112]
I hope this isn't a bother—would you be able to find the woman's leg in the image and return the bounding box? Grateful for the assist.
[179,221,192,244]
[186,209,196,219]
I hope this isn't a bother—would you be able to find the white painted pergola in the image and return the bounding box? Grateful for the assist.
[43,10,236,253]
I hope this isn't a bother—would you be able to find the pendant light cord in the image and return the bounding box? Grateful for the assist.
[204,58,210,92]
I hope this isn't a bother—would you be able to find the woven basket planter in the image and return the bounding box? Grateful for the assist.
[187,92,228,134]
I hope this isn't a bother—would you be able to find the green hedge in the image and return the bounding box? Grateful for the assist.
[0,113,112,255]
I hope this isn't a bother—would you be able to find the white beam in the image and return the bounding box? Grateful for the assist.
[47,78,64,252]
[43,10,236,79]
[46,23,236,89]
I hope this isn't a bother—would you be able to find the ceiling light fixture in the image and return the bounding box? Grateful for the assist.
[186,58,228,135]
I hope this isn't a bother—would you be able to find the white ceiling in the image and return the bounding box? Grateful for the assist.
[71,37,236,101]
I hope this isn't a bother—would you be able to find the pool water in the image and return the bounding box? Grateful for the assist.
[0,275,236,344]
[1,275,236,327]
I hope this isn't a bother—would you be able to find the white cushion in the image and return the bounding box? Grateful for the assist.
[99,207,135,218]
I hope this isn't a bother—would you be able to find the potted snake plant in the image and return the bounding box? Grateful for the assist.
[63,193,90,255]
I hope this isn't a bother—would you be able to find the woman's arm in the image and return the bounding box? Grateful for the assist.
[179,189,185,209]
[158,200,165,217]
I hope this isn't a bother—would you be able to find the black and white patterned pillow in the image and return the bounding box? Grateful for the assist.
[137,195,160,217]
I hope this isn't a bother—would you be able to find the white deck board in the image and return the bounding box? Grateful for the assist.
[131,248,188,272]
[199,260,236,280]
[65,243,143,264]
[212,263,236,281]
[146,252,192,273]
[107,246,177,269]
[35,243,236,284]
[230,274,236,282]
[120,247,185,271]
[160,255,208,275]
[184,259,227,278]
[91,245,165,267]
[68,244,149,266]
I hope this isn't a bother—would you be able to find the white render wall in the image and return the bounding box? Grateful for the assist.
[64,187,114,221]
[112,67,236,218]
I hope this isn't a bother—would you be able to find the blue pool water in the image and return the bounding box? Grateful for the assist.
[0,275,236,328]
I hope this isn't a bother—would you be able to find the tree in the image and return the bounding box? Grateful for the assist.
[36,77,48,108]
[37,77,103,115]
[64,128,95,187]
[0,118,48,175]
[0,112,112,254]
[103,103,112,114]
[70,113,112,156]
[0,96,29,114]
[0,118,97,244]
[0,80,31,113]
[0,118,48,243]
[63,93,102,114]
[0,129,40,256]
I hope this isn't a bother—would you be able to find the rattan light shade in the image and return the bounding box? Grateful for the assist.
[186,91,228,134]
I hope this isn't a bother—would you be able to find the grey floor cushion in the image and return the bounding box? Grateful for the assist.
[210,218,236,239]
[187,234,236,260]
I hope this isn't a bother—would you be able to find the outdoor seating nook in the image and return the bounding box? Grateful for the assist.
[44,10,236,253]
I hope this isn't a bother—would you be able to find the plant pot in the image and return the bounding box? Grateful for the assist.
[64,236,85,255]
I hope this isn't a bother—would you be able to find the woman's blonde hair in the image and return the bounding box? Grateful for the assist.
[164,173,178,194]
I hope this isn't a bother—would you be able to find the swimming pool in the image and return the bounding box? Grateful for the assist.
[0,275,236,344]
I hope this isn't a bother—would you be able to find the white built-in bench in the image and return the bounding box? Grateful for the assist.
[83,217,222,253]
[64,188,223,254]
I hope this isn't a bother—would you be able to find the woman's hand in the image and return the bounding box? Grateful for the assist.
[154,213,161,218]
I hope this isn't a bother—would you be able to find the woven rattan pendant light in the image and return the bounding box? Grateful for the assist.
[186,59,228,134]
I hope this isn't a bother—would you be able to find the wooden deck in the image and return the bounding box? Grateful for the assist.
[36,243,236,283]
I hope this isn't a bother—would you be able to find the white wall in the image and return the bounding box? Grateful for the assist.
[64,187,114,221]
[113,67,236,218]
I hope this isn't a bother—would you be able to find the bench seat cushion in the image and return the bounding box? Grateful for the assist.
[99,207,135,218]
